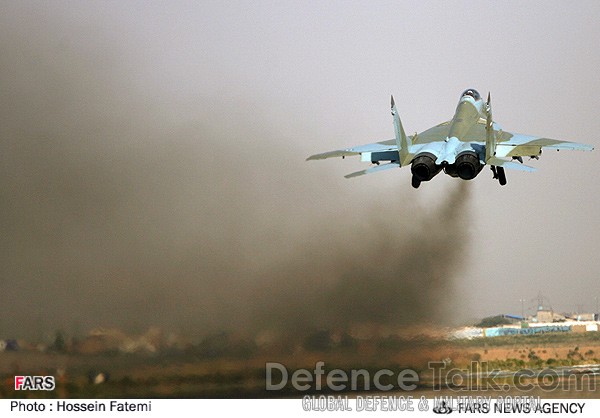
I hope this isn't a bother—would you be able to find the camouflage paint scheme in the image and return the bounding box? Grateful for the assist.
[307,89,593,188]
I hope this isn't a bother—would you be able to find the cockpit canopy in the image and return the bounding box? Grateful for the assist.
[461,89,481,101]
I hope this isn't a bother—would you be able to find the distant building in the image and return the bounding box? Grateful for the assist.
[575,313,596,321]
[534,309,565,323]
[536,309,553,323]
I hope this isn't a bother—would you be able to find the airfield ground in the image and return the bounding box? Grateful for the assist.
[2,332,600,398]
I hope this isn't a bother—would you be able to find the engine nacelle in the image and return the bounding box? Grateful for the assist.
[455,151,482,180]
[411,152,442,181]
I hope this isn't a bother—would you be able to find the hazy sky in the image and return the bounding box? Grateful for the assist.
[1,1,599,338]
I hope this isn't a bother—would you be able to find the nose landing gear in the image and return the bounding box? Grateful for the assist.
[411,175,421,189]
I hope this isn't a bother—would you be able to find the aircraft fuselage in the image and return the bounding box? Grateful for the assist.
[447,95,484,141]
[411,90,486,183]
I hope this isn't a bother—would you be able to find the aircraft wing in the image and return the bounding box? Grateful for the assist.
[306,120,455,162]
[306,91,451,178]
[306,139,400,161]
[454,120,593,157]
[494,132,594,158]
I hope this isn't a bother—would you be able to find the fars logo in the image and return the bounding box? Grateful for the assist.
[14,376,55,391]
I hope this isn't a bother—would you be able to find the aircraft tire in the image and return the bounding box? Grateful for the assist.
[497,166,507,186]
[411,175,421,189]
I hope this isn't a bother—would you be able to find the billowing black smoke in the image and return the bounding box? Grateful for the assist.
[247,182,470,335]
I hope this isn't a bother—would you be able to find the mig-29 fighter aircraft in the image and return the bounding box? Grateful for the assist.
[307,89,593,188]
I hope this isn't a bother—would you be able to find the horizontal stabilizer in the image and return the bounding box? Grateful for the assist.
[487,157,536,172]
[344,162,400,179]
[306,150,359,161]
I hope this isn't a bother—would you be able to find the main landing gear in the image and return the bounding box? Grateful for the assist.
[491,165,507,186]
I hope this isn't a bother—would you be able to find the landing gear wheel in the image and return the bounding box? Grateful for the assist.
[411,175,421,189]
[497,166,507,186]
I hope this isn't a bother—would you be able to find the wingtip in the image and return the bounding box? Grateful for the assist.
[487,92,491,104]
[390,95,395,108]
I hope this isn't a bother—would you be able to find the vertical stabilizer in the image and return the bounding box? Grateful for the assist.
[391,95,411,166]
[485,92,496,162]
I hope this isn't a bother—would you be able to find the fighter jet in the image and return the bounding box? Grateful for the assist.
[307,89,594,188]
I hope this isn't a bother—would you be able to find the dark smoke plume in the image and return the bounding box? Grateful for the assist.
[0,3,471,340]
[248,183,470,336]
